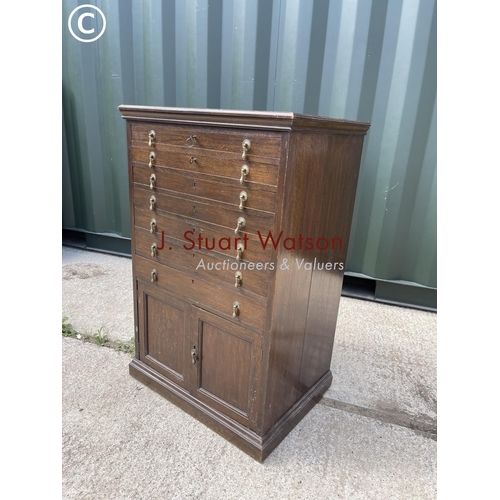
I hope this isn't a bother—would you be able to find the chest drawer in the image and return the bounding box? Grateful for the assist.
[134,255,268,334]
[133,208,275,264]
[134,186,274,235]
[131,122,282,162]
[131,144,279,186]
[132,164,277,213]
[134,228,273,298]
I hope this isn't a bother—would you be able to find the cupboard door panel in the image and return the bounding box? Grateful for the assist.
[190,307,262,430]
[138,282,189,388]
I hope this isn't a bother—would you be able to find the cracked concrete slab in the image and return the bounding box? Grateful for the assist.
[62,338,436,499]
[62,247,134,342]
[326,297,437,431]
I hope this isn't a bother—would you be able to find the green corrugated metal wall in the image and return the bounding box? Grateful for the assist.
[62,0,436,298]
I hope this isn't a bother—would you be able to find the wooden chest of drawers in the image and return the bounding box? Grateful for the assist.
[119,106,370,461]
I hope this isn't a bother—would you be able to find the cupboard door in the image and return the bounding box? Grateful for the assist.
[190,307,262,430]
[137,282,190,389]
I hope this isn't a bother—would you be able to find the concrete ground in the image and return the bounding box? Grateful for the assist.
[62,246,437,499]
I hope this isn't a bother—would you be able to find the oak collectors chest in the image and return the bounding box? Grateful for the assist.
[119,105,369,461]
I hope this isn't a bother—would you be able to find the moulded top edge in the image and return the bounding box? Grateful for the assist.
[117,105,370,134]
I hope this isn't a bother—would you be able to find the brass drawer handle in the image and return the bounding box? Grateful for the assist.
[149,195,156,211]
[186,135,197,147]
[149,173,156,190]
[242,139,251,160]
[239,191,248,210]
[232,301,240,317]
[148,151,155,168]
[189,156,197,164]
[234,271,242,288]
[148,130,155,147]
[240,165,249,184]
[236,243,244,261]
[151,243,157,257]
[151,269,157,283]
[234,217,246,235]
[150,219,157,234]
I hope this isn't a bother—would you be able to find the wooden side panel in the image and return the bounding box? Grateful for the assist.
[297,135,366,393]
[263,132,322,430]
[264,132,365,430]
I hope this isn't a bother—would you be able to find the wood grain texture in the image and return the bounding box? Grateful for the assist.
[135,254,268,334]
[133,207,276,264]
[120,106,369,461]
[138,282,189,388]
[119,105,370,135]
[190,308,263,430]
[298,135,366,394]
[133,164,277,212]
[135,229,273,298]
[133,185,275,235]
[131,122,282,159]
[131,144,279,183]
[263,132,368,429]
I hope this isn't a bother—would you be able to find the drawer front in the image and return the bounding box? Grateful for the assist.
[134,208,275,263]
[135,228,273,298]
[131,122,282,161]
[133,164,277,213]
[134,186,274,236]
[135,255,268,333]
[131,144,279,186]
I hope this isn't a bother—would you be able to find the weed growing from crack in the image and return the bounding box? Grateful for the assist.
[62,317,135,357]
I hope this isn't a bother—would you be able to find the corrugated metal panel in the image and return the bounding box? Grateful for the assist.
[62,0,436,289]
